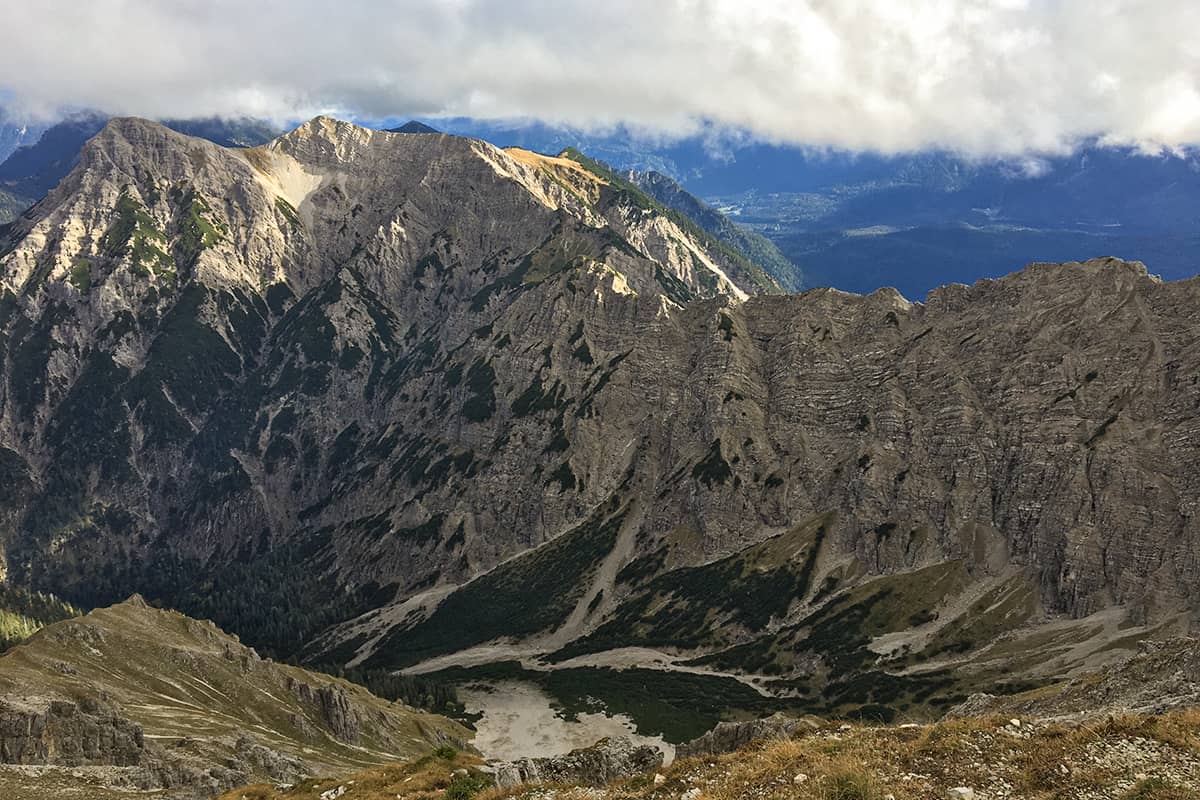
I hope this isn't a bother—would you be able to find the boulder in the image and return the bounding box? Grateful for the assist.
[676,713,818,759]
[492,737,662,788]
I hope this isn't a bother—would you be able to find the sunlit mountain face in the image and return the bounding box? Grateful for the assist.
[391,118,1200,298]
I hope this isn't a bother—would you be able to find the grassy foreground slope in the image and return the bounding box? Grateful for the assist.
[225,640,1200,800]
[223,711,1200,800]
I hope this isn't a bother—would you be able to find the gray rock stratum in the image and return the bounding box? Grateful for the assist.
[674,713,820,760]
[0,116,1198,716]
[492,736,663,788]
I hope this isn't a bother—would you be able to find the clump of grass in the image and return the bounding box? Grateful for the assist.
[1122,776,1198,800]
[68,258,92,292]
[1088,710,1200,753]
[906,716,996,760]
[445,772,491,800]
[818,761,884,800]
[218,747,488,800]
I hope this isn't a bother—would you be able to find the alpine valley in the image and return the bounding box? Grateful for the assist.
[2,116,1200,797]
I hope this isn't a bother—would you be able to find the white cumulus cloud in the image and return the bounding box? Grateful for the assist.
[0,0,1197,155]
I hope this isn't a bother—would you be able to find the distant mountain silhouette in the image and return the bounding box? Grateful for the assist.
[388,120,440,134]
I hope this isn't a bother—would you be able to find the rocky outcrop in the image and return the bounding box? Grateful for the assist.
[286,679,360,743]
[0,696,143,765]
[232,734,309,782]
[492,737,662,788]
[0,114,279,224]
[675,713,819,760]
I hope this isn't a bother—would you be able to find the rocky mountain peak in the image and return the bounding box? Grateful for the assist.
[2,109,1198,735]
[3,114,766,308]
[270,114,390,164]
[75,115,230,181]
[0,114,772,650]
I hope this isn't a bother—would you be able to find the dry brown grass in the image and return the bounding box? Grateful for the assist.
[217,749,486,800]
[502,147,606,206]
[1105,709,1200,752]
[905,716,994,758]
[1120,776,1200,800]
[630,731,912,800]
[1005,710,1200,797]
[220,710,1200,800]
[503,148,604,183]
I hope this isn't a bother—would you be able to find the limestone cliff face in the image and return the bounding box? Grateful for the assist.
[339,255,1200,707]
[0,117,1198,701]
[0,117,771,652]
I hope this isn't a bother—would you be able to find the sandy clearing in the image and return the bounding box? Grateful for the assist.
[459,679,674,765]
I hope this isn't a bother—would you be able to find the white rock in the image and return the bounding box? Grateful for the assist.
[320,786,346,800]
[794,773,809,784]
[948,788,975,800]
[1009,718,1021,727]
[654,773,667,786]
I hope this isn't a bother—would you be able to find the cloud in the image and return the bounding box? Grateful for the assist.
[0,0,1197,155]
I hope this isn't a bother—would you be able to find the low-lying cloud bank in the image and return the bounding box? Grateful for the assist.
[1,0,1197,156]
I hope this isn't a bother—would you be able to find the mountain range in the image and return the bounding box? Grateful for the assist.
[402,118,1200,298]
[10,113,1200,302]
[0,116,45,167]
[0,115,797,292]
[0,116,1197,738]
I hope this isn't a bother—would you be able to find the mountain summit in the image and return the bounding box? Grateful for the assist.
[0,116,771,652]
[388,120,441,134]
[0,117,1198,725]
